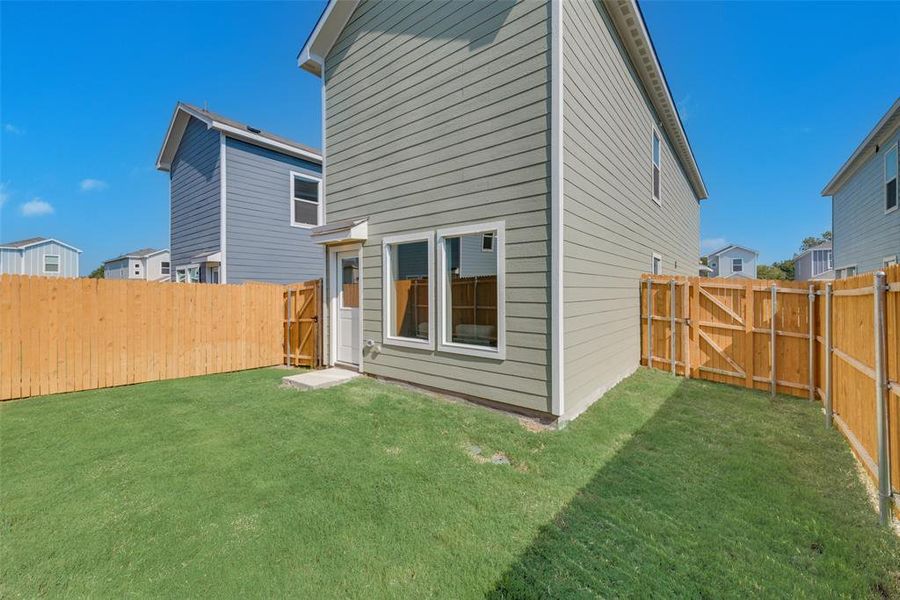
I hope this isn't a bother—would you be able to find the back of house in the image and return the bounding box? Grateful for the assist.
[704,245,758,279]
[157,103,325,284]
[0,237,81,277]
[298,0,705,421]
[823,98,899,277]
[104,248,171,281]
[793,241,833,281]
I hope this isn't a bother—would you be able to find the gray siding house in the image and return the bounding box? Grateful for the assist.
[703,244,758,279]
[823,98,900,278]
[299,0,707,421]
[0,237,81,277]
[793,241,833,281]
[157,103,325,284]
[104,248,171,281]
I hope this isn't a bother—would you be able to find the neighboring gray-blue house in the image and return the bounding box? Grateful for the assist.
[156,102,324,284]
[823,97,899,278]
[793,241,833,281]
[0,237,82,277]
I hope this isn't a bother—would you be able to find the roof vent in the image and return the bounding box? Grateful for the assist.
[247,126,261,134]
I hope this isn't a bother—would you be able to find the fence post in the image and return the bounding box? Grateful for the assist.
[770,283,777,397]
[690,280,701,378]
[808,284,815,402]
[646,279,653,369]
[285,289,293,367]
[824,283,833,428]
[744,279,754,390]
[670,279,677,375]
[682,281,691,379]
[873,271,891,526]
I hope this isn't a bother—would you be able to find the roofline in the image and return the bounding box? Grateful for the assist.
[103,249,169,263]
[822,97,900,196]
[297,0,360,76]
[705,244,759,258]
[0,238,83,253]
[610,0,707,200]
[793,243,832,261]
[156,103,323,172]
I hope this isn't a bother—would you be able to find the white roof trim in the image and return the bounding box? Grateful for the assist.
[156,103,323,172]
[705,244,759,258]
[310,218,368,245]
[822,97,900,196]
[297,0,361,76]
[0,238,82,253]
[605,0,707,200]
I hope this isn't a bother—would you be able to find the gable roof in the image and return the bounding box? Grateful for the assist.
[297,0,708,201]
[0,237,82,253]
[822,97,900,196]
[156,102,323,172]
[793,240,832,260]
[104,248,169,263]
[704,244,758,259]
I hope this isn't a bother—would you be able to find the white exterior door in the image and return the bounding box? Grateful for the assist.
[335,249,360,365]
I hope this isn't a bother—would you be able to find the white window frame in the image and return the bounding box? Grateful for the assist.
[289,170,323,228]
[436,221,506,360]
[161,261,170,276]
[175,264,200,283]
[43,254,60,274]
[382,232,435,350]
[650,127,662,206]
[732,257,743,273]
[885,142,898,215]
[481,232,495,252]
[651,252,662,275]
[835,264,857,279]
[884,255,897,268]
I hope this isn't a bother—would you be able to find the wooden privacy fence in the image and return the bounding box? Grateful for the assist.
[0,275,323,402]
[641,265,900,522]
[284,279,321,368]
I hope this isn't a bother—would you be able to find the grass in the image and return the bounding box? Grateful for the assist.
[1,368,897,598]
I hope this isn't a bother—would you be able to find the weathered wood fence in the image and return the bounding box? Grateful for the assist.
[0,275,322,401]
[641,265,899,522]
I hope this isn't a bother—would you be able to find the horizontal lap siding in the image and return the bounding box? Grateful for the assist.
[170,117,221,275]
[325,0,553,413]
[561,0,700,417]
[225,139,324,284]
[832,126,900,274]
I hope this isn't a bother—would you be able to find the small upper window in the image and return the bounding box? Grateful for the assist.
[651,253,662,275]
[885,144,898,213]
[481,232,495,252]
[161,261,170,275]
[651,129,661,204]
[732,258,743,273]
[290,172,322,227]
[44,255,60,273]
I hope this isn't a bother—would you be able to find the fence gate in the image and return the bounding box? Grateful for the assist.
[284,279,321,368]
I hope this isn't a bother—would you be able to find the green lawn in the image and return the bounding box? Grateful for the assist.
[1,368,897,598]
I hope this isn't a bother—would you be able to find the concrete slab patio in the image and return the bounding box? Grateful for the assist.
[282,368,360,391]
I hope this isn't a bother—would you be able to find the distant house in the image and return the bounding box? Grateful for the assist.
[794,241,833,281]
[298,0,708,421]
[156,102,324,284]
[703,245,758,279]
[104,248,171,281]
[0,237,81,277]
[822,98,899,278]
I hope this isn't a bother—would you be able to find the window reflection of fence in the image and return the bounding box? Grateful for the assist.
[394,279,429,339]
[342,283,359,308]
[392,276,498,344]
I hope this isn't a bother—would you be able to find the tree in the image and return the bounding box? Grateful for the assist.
[89,265,105,279]
[757,264,787,280]
[799,230,832,253]
[772,259,795,280]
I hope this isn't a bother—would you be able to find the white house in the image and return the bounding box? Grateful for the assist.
[0,237,82,277]
[703,245,758,279]
[103,248,171,281]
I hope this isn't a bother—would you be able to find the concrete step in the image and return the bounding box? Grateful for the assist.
[282,368,361,391]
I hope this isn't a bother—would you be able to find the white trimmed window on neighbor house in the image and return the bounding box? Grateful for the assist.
[732,258,743,273]
[43,255,60,274]
[290,171,322,227]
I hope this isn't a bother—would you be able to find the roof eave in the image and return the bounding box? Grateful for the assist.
[296,0,361,79]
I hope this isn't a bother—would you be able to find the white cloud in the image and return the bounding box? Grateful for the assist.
[20,198,54,217]
[80,178,108,192]
[701,237,727,252]
[3,123,24,135]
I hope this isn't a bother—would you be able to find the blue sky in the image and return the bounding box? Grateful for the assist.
[1,1,898,273]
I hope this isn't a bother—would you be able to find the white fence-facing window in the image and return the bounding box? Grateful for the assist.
[43,255,60,274]
[175,266,200,283]
[290,171,322,228]
[437,222,505,360]
[732,258,743,273]
[885,143,898,213]
[651,253,662,275]
[383,232,434,349]
[651,129,661,205]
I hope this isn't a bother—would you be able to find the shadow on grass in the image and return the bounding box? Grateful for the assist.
[488,378,899,599]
